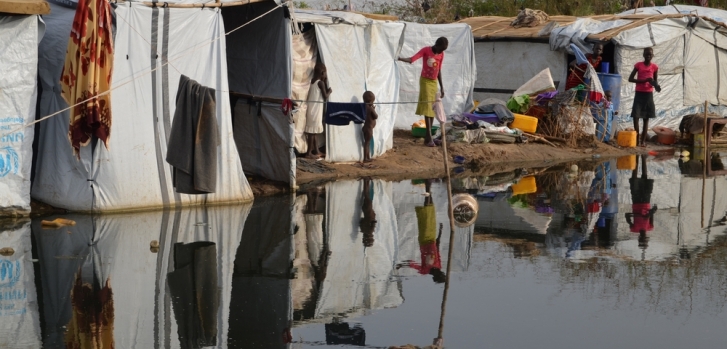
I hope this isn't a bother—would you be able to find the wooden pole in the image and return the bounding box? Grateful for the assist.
[139,0,266,8]
[702,100,708,228]
[436,121,458,346]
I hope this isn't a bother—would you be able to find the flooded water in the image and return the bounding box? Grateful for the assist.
[2,152,727,348]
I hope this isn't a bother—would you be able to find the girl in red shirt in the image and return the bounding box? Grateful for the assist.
[628,47,661,146]
[399,37,448,147]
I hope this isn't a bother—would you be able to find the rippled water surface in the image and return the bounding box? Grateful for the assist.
[2,154,727,348]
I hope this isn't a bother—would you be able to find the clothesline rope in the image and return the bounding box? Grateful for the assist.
[0,2,283,139]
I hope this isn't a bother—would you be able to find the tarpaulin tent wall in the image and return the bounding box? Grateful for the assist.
[0,1,48,217]
[32,205,250,348]
[32,1,253,212]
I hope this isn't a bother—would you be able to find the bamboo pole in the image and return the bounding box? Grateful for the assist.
[702,100,708,228]
[436,121,457,347]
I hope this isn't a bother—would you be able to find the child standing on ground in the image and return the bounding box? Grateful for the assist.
[362,91,378,163]
[628,47,661,147]
[398,37,448,147]
[305,63,333,158]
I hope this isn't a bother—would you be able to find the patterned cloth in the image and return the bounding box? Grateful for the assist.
[60,0,114,158]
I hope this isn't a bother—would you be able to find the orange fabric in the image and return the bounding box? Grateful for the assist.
[61,0,114,158]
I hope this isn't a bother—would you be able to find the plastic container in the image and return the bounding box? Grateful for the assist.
[412,125,439,138]
[617,155,637,170]
[601,62,610,73]
[652,126,676,145]
[452,194,479,228]
[617,130,637,148]
[511,176,537,195]
[510,113,538,133]
[594,111,614,142]
[597,73,622,112]
[463,112,499,124]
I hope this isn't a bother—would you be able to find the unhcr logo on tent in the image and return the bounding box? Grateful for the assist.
[0,146,19,178]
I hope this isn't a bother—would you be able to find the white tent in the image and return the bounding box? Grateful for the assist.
[0,219,42,347]
[32,1,253,212]
[32,205,250,348]
[0,1,47,216]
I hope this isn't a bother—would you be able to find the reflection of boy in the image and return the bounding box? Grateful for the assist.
[360,179,376,247]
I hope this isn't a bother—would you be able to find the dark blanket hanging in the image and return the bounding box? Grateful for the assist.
[166,75,220,194]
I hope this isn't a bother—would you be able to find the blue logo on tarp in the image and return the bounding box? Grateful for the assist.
[0,146,19,178]
[0,260,20,289]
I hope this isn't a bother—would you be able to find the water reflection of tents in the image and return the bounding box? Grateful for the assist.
[613,159,727,261]
[0,219,41,348]
[313,180,403,320]
[32,205,250,348]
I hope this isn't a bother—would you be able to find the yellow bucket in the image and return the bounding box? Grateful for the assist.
[511,176,537,195]
[510,113,538,134]
[616,155,636,170]
[617,130,637,148]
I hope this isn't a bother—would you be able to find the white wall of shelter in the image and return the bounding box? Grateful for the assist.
[32,2,253,212]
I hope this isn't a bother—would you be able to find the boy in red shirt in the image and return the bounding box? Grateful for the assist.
[399,37,448,147]
[565,43,603,90]
[628,47,661,147]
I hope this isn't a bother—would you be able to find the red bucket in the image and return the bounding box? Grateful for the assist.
[588,91,602,103]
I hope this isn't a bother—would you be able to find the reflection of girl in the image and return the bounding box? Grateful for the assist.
[399,180,445,283]
[626,155,657,235]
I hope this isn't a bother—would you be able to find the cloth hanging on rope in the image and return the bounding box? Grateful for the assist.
[325,102,365,126]
[61,0,115,158]
[166,75,220,194]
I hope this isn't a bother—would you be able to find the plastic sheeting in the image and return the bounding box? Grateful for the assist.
[550,18,631,52]
[397,22,476,129]
[32,3,253,212]
[223,3,291,99]
[233,101,295,185]
[623,4,727,23]
[32,205,250,348]
[316,22,403,162]
[0,220,41,347]
[0,15,42,216]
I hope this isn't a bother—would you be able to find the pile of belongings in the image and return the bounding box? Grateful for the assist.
[438,98,525,144]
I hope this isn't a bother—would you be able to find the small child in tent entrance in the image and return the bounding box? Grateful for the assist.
[362,91,378,163]
[305,62,333,159]
[628,47,661,147]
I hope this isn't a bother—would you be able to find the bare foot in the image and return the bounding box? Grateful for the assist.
[364,158,373,163]
[306,153,320,159]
